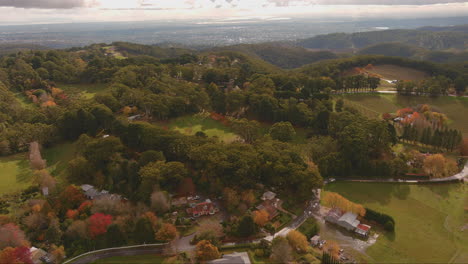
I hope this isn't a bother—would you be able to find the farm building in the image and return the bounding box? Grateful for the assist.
[325,208,371,237]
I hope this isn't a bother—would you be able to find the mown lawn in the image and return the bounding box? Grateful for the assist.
[91,254,166,264]
[42,143,76,181]
[58,83,108,99]
[0,153,33,195]
[341,93,468,137]
[167,115,239,143]
[324,182,468,263]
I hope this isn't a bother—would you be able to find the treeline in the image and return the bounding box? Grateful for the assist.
[401,125,462,152]
[395,76,453,96]
[335,75,380,93]
[364,208,395,232]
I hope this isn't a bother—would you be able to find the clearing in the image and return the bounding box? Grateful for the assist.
[341,93,468,137]
[0,153,33,195]
[324,182,467,263]
[58,83,108,99]
[165,115,240,143]
[366,64,429,82]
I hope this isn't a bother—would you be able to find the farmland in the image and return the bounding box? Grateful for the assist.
[324,182,468,263]
[341,93,468,137]
[0,153,33,195]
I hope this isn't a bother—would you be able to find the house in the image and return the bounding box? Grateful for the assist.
[337,212,360,231]
[256,199,279,220]
[81,185,121,200]
[208,252,251,264]
[30,247,49,264]
[261,191,276,201]
[186,199,219,217]
[310,235,321,247]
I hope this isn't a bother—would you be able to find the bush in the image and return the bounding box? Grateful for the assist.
[364,207,395,232]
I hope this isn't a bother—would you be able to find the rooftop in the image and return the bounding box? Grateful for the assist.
[208,252,251,264]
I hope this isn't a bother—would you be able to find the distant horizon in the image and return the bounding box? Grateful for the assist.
[0,0,468,25]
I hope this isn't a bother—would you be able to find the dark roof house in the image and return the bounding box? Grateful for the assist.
[208,252,251,264]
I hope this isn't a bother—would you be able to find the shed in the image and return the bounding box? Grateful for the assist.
[337,212,360,231]
[262,191,276,201]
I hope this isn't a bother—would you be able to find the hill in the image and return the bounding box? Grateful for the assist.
[296,28,468,51]
[209,43,339,69]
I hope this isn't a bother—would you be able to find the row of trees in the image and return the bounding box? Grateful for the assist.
[400,125,463,151]
[395,76,452,96]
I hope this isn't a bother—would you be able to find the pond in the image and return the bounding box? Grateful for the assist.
[322,182,467,263]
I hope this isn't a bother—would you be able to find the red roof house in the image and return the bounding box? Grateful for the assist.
[187,199,219,217]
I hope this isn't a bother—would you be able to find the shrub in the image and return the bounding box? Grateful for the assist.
[364,207,395,232]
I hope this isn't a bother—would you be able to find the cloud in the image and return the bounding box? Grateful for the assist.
[267,0,468,5]
[0,0,95,9]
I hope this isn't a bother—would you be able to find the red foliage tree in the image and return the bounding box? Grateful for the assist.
[13,246,33,264]
[56,185,86,214]
[88,213,113,239]
[0,224,27,249]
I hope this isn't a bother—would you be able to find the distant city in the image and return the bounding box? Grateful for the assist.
[1,16,468,49]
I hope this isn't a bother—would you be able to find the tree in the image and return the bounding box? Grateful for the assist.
[286,230,309,252]
[155,223,178,242]
[138,150,165,167]
[151,191,171,214]
[0,224,27,249]
[0,246,32,264]
[231,118,261,143]
[241,189,257,207]
[269,122,296,142]
[195,219,224,246]
[423,154,449,179]
[195,240,220,262]
[105,224,127,247]
[133,217,155,244]
[323,240,340,260]
[460,138,468,156]
[88,213,113,239]
[237,215,256,237]
[270,236,292,264]
[335,99,344,112]
[322,192,365,217]
[67,156,94,184]
[29,141,46,170]
[49,245,66,264]
[253,210,269,227]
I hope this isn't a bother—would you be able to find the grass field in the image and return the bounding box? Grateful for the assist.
[324,182,468,263]
[42,143,76,181]
[58,83,108,99]
[166,115,240,143]
[367,64,429,81]
[91,254,166,264]
[0,153,33,195]
[341,93,468,137]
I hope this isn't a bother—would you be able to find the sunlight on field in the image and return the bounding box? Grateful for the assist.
[0,154,32,195]
[325,182,467,263]
[169,115,240,143]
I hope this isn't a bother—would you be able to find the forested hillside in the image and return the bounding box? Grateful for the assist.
[296,28,468,51]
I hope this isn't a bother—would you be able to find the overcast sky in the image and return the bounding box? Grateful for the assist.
[0,0,467,25]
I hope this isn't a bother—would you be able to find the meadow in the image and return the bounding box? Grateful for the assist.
[324,182,468,263]
[0,153,33,195]
[164,115,240,143]
[341,93,468,137]
[58,83,109,99]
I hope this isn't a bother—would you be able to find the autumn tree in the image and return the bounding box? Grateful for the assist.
[286,230,309,252]
[195,240,220,262]
[29,141,46,170]
[0,246,32,264]
[65,220,88,240]
[155,223,178,242]
[56,185,86,215]
[88,213,112,239]
[270,236,292,264]
[0,224,27,248]
[50,245,66,264]
[460,138,468,156]
[222,187,240,213]
[323,240,340,260]
[322,192,365,217]
[195,219,224,246]
[253,210,269,227]
[423,154,458,179]
[241,189,256,207]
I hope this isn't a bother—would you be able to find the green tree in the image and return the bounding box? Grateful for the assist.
[237,215,256,237]
[269,122,296,142]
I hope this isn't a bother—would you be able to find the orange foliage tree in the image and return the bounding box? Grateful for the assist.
[253,210,269,227]
[286,230,309,252]
[322,192,365,217]
[195,240,221,261]
[155,223,178,242]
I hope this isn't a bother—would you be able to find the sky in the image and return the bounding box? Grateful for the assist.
[0,0,468,25]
